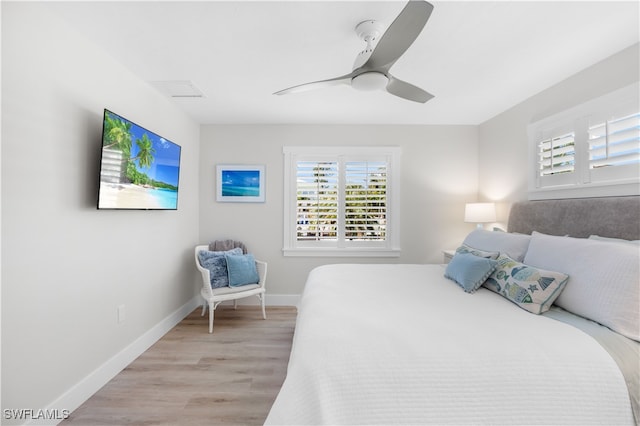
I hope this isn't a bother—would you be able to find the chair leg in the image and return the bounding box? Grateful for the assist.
[208,303,215,333]
[201,301,207,316]
[260,294,266,320]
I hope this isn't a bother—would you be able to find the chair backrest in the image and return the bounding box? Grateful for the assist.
[209,239,248,254]
[195,245,214,297]
[195,245,267,296]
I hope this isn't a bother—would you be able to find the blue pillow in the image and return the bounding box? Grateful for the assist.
[198,247,243,288]
[445,253,498,293]
[226,253,260,287]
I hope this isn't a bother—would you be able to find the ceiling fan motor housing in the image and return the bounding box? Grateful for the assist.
[351,72,389,91]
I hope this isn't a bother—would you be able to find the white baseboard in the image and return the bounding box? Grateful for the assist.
[31,296,201,426]
[27,293,299,425]
[267,293,300,307]
[228,293,300,308]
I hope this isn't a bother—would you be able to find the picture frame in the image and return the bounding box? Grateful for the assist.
[216,164,265,203]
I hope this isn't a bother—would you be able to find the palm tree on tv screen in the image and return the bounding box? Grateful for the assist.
[102,114,132,155]
[133,133,156,170]
[101,113,163,188]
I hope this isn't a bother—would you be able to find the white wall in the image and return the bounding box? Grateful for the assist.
[1,3,200,422]
[199,124,480,298]
[478,43,640,224]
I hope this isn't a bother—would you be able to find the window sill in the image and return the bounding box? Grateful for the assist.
[283,248,401,257]
[529,179,640,200]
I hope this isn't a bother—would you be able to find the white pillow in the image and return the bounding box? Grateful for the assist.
[524,231,640,341]
[589,235,640,245]
[455,244,499,259]
[462,229,531,262]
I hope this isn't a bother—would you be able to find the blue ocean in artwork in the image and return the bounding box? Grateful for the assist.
[222,170,260,197]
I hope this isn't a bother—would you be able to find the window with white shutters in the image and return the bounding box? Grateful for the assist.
[296,161,338,241]
[345,161,387,241]
[539,132,575,177]
[528,82,639,199]
[283,146,400,257]
[587,112,640,183]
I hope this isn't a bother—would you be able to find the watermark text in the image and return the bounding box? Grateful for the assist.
[3,408,70,421]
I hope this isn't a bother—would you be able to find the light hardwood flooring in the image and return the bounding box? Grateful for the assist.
[63,306,297,426]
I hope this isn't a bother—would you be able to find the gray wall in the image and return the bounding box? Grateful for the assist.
[478,43,640,223]
[2,3,200,419]
[199,124,480,297]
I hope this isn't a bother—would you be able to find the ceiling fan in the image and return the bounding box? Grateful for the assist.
[274,0,434,103]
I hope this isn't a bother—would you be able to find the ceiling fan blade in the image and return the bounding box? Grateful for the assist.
[274,73,355,95]
[363,0,433,71]
[386,75,433,103]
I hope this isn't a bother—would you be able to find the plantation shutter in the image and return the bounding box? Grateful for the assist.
[588,112,640,169]
[538,132,576,177]
[344,161,387,241]
[535,126,577,188]
[296,161,338,241]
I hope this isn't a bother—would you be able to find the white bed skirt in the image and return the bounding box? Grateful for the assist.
[266,264,634,425]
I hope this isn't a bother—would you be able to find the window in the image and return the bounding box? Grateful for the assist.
[283,146,400,257]
[539,132,575,177]
[536,128,577,188]
[588,112,640,183]
[528,82,639,199]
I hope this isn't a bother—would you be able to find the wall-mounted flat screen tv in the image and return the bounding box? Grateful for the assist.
[97,109,181,210]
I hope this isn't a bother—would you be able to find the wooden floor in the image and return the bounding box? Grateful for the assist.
[63,306,297,426]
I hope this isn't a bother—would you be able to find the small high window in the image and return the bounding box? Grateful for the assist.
[528,83,639,199]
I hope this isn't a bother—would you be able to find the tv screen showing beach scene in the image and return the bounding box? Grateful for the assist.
[97,109,181,210]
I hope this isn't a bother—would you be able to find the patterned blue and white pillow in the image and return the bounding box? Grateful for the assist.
[484,254,569,314]
[198,247,243,288]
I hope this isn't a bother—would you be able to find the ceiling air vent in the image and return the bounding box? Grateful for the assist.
[150,80,205,98]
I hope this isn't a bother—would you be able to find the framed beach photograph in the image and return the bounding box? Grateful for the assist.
[216,164,265,202]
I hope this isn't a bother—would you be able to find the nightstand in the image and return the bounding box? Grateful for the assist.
[443,249,456,264]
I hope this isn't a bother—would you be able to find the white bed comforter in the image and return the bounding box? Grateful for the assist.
[266,264,634,425]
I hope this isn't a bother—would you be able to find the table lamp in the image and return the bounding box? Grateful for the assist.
[464,203,496,229]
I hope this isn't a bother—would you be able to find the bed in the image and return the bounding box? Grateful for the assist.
[266,196,640,425]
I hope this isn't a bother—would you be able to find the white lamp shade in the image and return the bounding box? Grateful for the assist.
[464,203,496,224]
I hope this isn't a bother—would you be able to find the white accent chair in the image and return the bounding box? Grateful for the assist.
[195,245,267,333]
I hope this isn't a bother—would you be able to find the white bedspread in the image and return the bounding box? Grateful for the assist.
[266,264,634,425]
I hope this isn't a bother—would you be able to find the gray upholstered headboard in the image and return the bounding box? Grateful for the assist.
[507,196,640,240]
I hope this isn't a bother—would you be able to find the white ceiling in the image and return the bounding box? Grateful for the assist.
[46,1,639,125]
